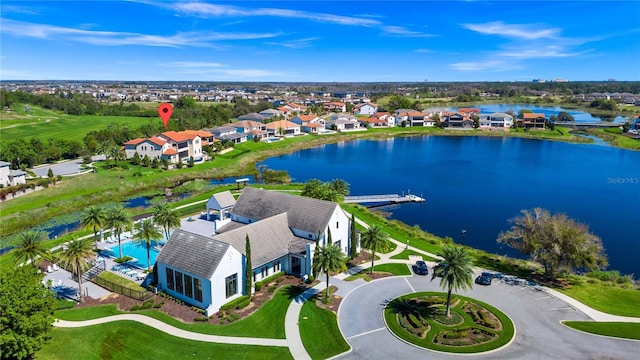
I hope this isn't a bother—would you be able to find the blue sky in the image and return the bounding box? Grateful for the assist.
[1,1,639,82]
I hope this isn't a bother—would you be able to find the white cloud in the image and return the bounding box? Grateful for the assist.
[462,21,559,40]
[450,60,521,72]
[162,61,224,68]
[0,18,280,48]
[266,37,318,49]
[171,2,380,27]
[382,26,435,38]
[498,46,590,59]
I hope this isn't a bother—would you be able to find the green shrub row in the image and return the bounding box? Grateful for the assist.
[219,295,250,311]
[254,271,285,291]
[130,299,163,311]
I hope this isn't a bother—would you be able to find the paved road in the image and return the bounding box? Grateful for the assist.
[336,276,639,360]
[31,155,105,177]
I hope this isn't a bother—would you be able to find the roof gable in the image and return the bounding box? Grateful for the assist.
[157,229,230,279]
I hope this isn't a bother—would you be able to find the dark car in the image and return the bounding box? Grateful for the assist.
[475,272,493,285]
[413,260,429,275]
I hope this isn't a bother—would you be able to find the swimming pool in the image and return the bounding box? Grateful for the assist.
[107,240,163,269]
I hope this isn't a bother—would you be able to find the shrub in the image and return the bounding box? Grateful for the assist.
[194,316,209,322]
[254,282,263,291]
[220,295,250,311]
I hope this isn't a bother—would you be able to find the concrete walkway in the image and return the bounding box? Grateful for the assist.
[55,314,288,347]
[284,282,326,360]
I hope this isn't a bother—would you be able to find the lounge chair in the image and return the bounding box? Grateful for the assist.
[52,264,59,271]
[47,265,53,273]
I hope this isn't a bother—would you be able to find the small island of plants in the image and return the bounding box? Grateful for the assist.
[384,292,515,353]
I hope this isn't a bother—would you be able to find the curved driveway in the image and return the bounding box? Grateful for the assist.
[336,275,638,360]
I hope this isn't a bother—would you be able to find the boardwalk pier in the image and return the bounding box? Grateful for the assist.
[343,193,425,204]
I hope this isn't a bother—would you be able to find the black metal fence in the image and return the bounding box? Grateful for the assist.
[92,276,153,301]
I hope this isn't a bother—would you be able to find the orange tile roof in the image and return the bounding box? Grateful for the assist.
[160,131,199,142]
[184,130,214,138]
[163,148,178,155]
[123,137,146,146]
[123,137,166,146]
[522,113,546,119]
[360,117,386,123]
[265,120,300,129]
[458,107,481,114]
[296,115,318,121]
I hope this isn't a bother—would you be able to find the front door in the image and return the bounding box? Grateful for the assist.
[291,256,301,276]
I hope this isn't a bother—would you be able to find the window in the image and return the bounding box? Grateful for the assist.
[194,278,202,302]
[225,273,237,298]
[262,267,267,277]
[336,221,339,229]
[175,271,183,294]
[166,268,174,291]
[184,274,193,299]
[274,262,280,272]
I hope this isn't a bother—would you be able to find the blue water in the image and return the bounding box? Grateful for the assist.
[469,104,628,123]
[41,221,81,239]
[123,196,153,208]
[108,240,162,268]
[259,136,640,276]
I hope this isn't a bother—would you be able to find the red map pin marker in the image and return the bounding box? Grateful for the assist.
[158,103,173,128]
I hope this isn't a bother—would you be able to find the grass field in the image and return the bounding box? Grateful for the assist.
[562,321,640,340]
[55,285,303,338]
[1,105,156,142]
[299,300,350,359]
[37,321,293,360]
[556,280,640,317]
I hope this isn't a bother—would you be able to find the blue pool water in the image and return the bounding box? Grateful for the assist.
[107,240,163,269]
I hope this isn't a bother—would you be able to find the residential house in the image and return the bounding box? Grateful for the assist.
[258,108,284,119]
[157,131,204,161]
[375,112,396,127]
[291,114,325,133]
[265,120,302,137]
[353,102,377,116]
[155,187,354,315]
[323,101,346,113]
[123,137,179,163]
[359,117,388,128]
[518,113,546,129]
[444,112,474,128]
[207,126,248,144]
[237,113,266,122]
[0,161,26,187]
[227,120,268,141]
[487,112,514,129]
[326,113,361,131]
[404,111,435,127]
[283,103,307,113]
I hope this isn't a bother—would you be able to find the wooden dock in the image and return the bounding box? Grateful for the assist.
[343,193,425,204]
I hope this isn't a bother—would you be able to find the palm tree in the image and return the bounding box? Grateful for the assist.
[105,206,132,259]
[107,145,125,167]
[311,244,346,301]
[152,202,181,241]
[58,239,94,303]
[360,224,390,274]
[133,218,162,271]
[12,230,49,267]
[430,245,474,317]
[81,205,107,249]
[330,178,350,197]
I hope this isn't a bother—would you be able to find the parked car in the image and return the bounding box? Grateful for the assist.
[475,272,493,285]
[413,260,429,275]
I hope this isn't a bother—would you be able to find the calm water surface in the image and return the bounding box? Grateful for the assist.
[260,136,640,276]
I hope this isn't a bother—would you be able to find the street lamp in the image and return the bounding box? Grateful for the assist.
[461,229,467,242]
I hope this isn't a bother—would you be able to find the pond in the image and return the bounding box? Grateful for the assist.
[259,136,640,276]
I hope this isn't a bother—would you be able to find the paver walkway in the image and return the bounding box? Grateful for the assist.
[284,282,326,360]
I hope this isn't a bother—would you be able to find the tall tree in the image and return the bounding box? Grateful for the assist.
[327,228,333,245]
[330,178,350,197]
[105,206,132,259]
[311,244,346,301]
[57,239,94,303]
[0,264,56,360]
[349,213,358,259]
[133,218,162,271]
[430,245,474,317]
[498,208,606,280]
[152,201,181,241]
[12,230,49,267]
[360,225,391,274]
[245,234,252,297]
[81,205,107,249]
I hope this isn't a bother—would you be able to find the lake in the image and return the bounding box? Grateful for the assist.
[470,104,629,123]
[259,136,640,277]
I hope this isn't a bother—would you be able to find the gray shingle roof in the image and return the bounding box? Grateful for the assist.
[213,212,300,268]
[156,229,229,279]
[211,191,236,209]
[232,187,338,235]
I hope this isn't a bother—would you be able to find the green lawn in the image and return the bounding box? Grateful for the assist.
[299,300,350,359]
[556,281,640,317]
[345,263,411,281]
[37,321,292,360]
[96,271,147,292]
[562,321,640,340]
[384,292,515,353]
[55,285,303,338]
[391,248,438,261]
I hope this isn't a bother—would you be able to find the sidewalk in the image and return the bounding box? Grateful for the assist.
[284,282,326,360]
